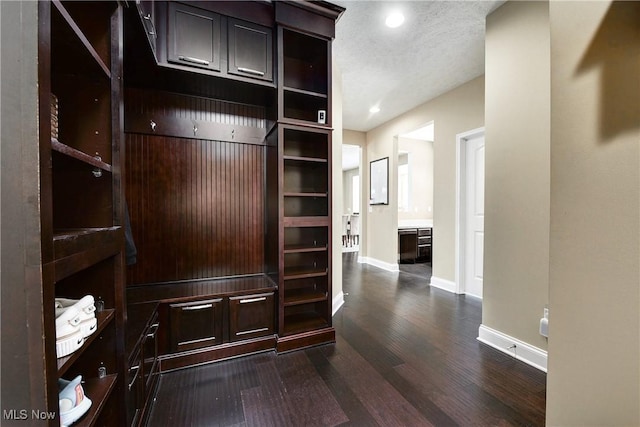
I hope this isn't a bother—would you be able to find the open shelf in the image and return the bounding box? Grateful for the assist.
[74,374,118,427]
[283,244,327,254]
[284,288,327,306]
[282,29,328,95]
[57,309,115,375]
[283,195,328,217]
[53,228,121,282]
[283,90,328,124]
[282,311,329,336]
[283,267,327,280]
[51,0,111,79]
[282,86,327,99]
[52,139,113,172]
[283,155,327,163]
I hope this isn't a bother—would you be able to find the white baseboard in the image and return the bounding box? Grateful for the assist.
[357,256,399,272]
[332,291,344,316]
[477,324,547,372]
[430,276,458,294]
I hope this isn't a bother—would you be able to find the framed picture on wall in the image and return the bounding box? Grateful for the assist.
[369,157,389,205]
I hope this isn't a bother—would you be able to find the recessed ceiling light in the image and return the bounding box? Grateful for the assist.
[385,12,405,28]
[369,106,380,113]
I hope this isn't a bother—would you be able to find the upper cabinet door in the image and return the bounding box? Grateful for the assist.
[227,18,273,82]
[167,2,221,71]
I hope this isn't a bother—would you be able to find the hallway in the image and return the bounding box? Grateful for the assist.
[147,253,546,426]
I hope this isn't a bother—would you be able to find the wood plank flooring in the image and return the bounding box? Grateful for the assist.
[146,253,546,426]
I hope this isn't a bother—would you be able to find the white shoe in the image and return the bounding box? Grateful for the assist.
[55,306,84,358]
[55,296,97,338]
[58,375,92,426]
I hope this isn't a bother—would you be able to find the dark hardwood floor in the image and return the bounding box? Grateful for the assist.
[146,252,546,426]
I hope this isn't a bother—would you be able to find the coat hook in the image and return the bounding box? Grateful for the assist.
[193,124,198,136]
[150,120,156,132]
[231,129,235,139]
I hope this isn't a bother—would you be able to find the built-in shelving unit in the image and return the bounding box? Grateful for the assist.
[272,1,345,351]
[38,0,125,424]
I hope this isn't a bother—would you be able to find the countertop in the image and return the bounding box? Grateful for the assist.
[398,220,433,230]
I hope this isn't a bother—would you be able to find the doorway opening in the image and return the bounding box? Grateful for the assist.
[342,144,361,253]
[396,122,434,279]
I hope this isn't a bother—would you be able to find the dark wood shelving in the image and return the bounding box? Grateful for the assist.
[53,228,121,282]
[74,374,118,427]
[282,312,328,336]
[51,139,113,172]
[284,288,327,306]
[283,155,327,163]
[57,309,116,375]
[278,118,332,130]
[51,0,111,78]
[283,216,330,227]
[283,192,328,198]
[282,86,328,99]
[283,267,327,280]
[283,244,327,254]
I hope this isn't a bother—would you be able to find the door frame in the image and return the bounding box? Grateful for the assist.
[455,127,485,295]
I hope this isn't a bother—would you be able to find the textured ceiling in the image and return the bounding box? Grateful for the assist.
[332,0,505,132]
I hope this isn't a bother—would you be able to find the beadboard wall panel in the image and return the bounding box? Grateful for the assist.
[124,88,267,285]
[125,134,265,284]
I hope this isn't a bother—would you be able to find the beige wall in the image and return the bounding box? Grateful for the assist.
[398,137,433,221]
[331,57,343,306]
[484,1,551,350]
[364,77,484,275]
[547,1,640,424]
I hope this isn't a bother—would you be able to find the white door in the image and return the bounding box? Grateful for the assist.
[464,135,484,298]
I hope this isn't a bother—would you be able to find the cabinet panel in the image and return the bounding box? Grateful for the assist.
[126,350,143,427]
[228,18,272,82]
[169,298,223,352]
[136,0,156,55]
[167,2,221,71]
[399,229,418,263]
[142,319,159,391]
[229,292,274,342]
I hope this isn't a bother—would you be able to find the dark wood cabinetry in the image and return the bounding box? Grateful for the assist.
[167,2,221,71]
[159,1,275,84]
[169,298,224,352]
[270,1,344,352]
[35,1,126,424]
[399,227,432,263]
[4,1,342,425]
[227,18,273,82]
[126,304,160,427]
[136,0,156,55]
[229,292,275,341]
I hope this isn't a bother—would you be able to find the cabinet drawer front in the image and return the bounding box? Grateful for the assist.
[229,292,274,342]
[169,298,223,352]
[418,228,432,236]
[418,236,432,245]
[142,321,159,390]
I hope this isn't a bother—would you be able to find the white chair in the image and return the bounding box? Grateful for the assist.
[342,215,350,247]
[350,214,360,246]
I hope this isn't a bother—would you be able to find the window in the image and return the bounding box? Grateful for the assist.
[352,175,360,214]
[398,153,410,212]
